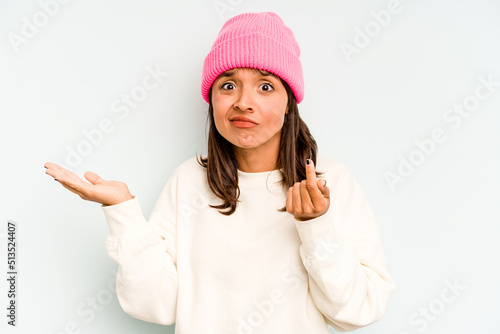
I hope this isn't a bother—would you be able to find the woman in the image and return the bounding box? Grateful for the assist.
[44,12,395,333]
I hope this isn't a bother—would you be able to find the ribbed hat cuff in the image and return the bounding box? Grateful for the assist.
[201,32,304,104]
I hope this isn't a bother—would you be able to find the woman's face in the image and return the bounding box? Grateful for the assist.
[211,67,289,156]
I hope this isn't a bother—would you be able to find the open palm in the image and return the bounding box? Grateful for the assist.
[44,162,134,206]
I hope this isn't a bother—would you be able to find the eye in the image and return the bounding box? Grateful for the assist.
[260,83,274,92]
[221,82,235,90]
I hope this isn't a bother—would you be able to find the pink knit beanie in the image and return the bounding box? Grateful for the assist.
[201,12,304,104]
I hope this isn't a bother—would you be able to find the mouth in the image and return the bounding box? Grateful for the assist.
[230,116,258,128]
[230,117,258,128]
[230,116,258,124]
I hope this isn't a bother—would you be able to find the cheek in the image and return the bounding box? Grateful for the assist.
[270,111,284,124]
[269,100,288,124]
[260,110,285,132]
[212,93,233,112]
[212,111,231,137]
[213,110,225,131]
[212,97,226,123]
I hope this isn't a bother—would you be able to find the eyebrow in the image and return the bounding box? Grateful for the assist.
[219,68,277,79]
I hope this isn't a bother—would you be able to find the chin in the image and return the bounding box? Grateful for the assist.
[233,142,257,149]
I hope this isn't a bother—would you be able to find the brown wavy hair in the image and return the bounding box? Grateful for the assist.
[196,77,323,215]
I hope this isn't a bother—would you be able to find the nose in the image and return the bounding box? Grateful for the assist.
[234,85,255,112]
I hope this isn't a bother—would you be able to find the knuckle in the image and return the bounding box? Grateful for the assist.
[86,188,95,200]
[303,207,314,215]
[305,182,315,190]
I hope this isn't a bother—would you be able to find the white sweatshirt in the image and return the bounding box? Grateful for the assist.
[101,155,395,333]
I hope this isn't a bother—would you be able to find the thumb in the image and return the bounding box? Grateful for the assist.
[317,179,327,191]
[84,171,105,185]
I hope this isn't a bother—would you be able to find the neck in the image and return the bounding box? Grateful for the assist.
[233,145,280,173]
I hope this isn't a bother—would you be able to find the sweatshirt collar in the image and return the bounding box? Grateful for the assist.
[237,167,284,191]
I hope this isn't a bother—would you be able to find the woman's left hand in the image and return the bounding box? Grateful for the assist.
[286,159,330,221]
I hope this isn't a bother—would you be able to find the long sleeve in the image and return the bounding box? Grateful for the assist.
[293,161,395,332]
[101,171,180,325]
